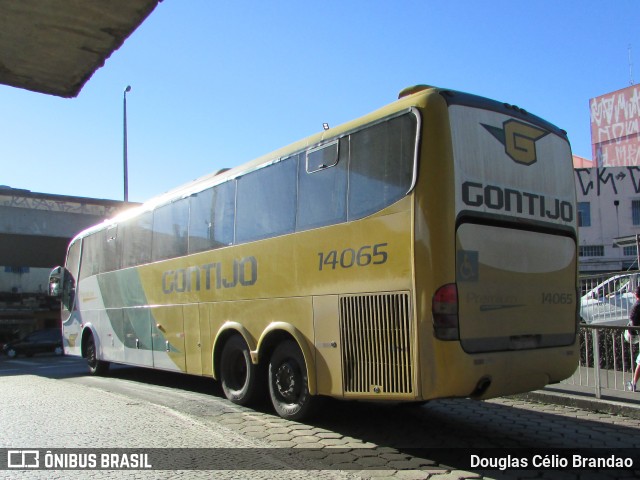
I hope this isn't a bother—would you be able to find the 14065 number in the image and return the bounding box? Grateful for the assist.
[541,292,573,304]
[318,243,388,271]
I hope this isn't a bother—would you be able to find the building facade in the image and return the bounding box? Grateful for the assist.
[576,166,640,272]
[0,187,132,343]
[590,85,640,168]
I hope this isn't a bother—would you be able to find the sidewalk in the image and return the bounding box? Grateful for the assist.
[513,381,640,419]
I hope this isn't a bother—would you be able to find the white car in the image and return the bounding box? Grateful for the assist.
[580,273,639,326]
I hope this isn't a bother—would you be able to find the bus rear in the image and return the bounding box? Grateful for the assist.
[421,89,578,399]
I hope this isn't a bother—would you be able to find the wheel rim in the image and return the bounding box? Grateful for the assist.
[274,361,301,403]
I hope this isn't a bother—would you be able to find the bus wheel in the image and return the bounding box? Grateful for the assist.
[86,333,109,376]
[268,340,318,421]
[220,335,262,406]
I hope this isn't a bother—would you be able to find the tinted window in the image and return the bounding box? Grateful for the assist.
[297,140,348,231]
[348,113,416,219]
[236,157,297,243]
[122,211,153,268]
[152,199,189,261]
[79,232,102,280]
[102,225,121,272]
[66,240,81,280]
[189,181,236,254]
[307,140,339,172]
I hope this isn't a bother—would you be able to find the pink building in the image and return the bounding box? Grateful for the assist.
[590,85,640,167]
[573,155,594,168]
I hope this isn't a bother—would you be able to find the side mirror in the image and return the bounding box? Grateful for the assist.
[49,266,63,298]
[49,266,75,310]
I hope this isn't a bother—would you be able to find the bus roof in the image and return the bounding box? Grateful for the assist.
[70,84,566,243]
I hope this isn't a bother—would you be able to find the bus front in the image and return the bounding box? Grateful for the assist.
[418,89,578,400]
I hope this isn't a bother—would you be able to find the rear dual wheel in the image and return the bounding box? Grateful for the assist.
[268,340,319,421]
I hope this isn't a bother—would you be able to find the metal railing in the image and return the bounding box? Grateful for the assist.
[557,270,639,398]
[562,325,638,398]
[579,271,638,326]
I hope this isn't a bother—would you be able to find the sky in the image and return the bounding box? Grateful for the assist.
[1,0,638,203]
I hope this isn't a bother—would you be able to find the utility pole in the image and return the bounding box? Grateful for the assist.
[123,85,132,202]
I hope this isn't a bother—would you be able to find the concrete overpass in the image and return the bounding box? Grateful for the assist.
[0,1,158,339]
[0,187,130,269]
[0,187,132,340]
[0,0,160,97]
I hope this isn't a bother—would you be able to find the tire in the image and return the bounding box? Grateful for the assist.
[268,340,319,421]
[220,335,264,406]
[86,333,109,376]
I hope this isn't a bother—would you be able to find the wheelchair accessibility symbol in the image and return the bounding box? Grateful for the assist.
[457,250,479,282]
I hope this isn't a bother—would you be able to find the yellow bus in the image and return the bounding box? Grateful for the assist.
[49,85,578,420]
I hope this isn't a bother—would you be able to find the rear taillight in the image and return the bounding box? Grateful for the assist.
[432,283,459,340]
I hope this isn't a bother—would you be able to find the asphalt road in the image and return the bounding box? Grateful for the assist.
[2,354,640,480]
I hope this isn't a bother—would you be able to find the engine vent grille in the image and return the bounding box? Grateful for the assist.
[340,292,413,395]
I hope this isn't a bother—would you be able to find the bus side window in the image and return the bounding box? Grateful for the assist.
[306,141,339,173]
[152,198,189,262]
[297,141,347,231]
[348,114,416,220]
[78,232,102,280]
[188,181,236,254]
[122,211,153,268]
[235,156,297,243]
[102,225,121,273]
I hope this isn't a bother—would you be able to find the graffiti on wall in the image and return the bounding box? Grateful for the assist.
[590,85,640,167]
[575,167,640,197]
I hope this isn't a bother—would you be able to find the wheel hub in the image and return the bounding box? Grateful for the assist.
[275,362,298,402]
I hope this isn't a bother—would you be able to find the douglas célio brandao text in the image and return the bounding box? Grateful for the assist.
[470,453,634,471]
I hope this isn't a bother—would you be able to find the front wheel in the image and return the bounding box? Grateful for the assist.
[268,340,319,421]
[85,333,109,376]
[220,335,264,406]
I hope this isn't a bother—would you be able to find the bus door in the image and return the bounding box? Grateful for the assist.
[151,306,186,372]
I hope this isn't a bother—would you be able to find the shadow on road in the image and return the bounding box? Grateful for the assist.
[4,355,639,478]
[104,359,640,477]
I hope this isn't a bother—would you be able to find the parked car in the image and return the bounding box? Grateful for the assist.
[580,273,639,326]
[2,329,63,358]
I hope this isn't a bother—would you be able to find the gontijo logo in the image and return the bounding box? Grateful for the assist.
[482,119,549,166]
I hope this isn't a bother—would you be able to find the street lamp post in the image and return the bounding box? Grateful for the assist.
[123,85,132,202]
